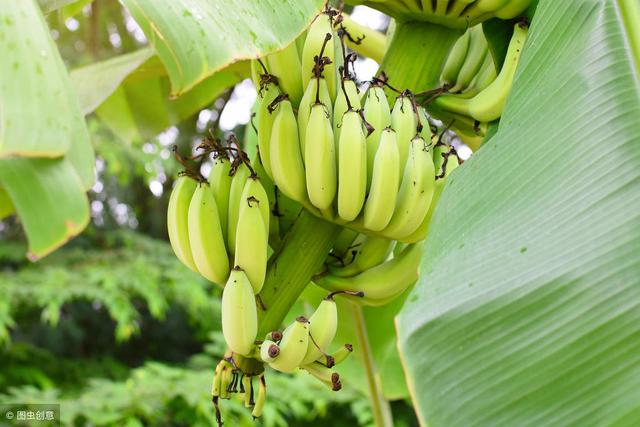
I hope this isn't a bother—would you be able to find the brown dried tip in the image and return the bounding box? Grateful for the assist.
[332,381,342,391]
[268,344,280,358]
[330,373,340,384]
[271,331,283,341]
[325,355,335,368]
[345,344,353,352]
[296,316,309,323]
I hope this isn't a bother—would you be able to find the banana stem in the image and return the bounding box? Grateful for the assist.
[341,14,387,63]
[350,303,394,427]
[257,210,341,336]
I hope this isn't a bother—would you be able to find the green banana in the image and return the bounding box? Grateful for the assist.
[234,177,269,293]
[329,235,396,277]
[298,77,333,161]
[269,98,307,203]
[390,94,417,176]
[187,183,230,285]
[209,156,233,242]
[221,267,258,356]
[316,243,424,306]
[227,164,251,255]
[266,40,303,106]
[301,295,338,365]
[251,374,266,418]
[448,0,476,16]
[305,103,337,210]
[383,136,436,239]
[301,362,341,390]
[331,228,360,260]
[268,316,310,373]
[301,13,337,101]
[256,82,281,179]
[363,85,392,188]
[363,128,400,231]
[494,0,532,19]
[337,110,367,222]
[250,59,262,89]
[440,29,471,87]
[259,340,280,363]
[167,176,198,272]
[433,22,528,122]
[242,376,253,407]
[320,344,353,366]
[460,50,497,98]
[450,25,487,93]
[333,79,361,142]
[251,149,280,247]
[435,0,450,15]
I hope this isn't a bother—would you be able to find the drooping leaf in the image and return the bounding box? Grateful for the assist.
[0,158,89,260]
[0,0,91,168]
[120,0,323,95]
[397,1,640,426]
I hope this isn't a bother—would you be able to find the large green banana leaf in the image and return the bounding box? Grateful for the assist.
[397,1,640,426]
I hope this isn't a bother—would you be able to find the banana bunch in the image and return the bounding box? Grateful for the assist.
[211,358,267,419]
[351,0,532,28]
[432,22,529,123]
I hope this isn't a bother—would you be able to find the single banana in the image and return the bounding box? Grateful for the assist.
[390,94,417,177]
[227,164,251,255]
[319,343,353,366]
[440,29,471,87]
[494,0,532,19]
[256,82,282,179]
[329,235,396,277]
[269,98,307,203]
[305,103,337,210]
[333,79,361,142]
[268,316,310,373]
[298,77,333,161]
[383,137,436,239]
[251,374,266,418]
[250,59,262,89]
[234,177,269,293]
[188,183,230,285]
[450,25,487,93]
[363,85,392,188]
[301,362,341,390]
[221,267,258,356]
[435,0,450,15]
[251,150,281,246]
[242,375,253,407]
[433,22,528,122]
[363,128,401,231]
[301,295,338,365]
[337,110,367,222]
[448,0,476,16]
[260,340,281,363]
[167,176,198,272]
[316,243,424,305]
[301,13,337,100]
[212,360,224,398]
[219,362,232,399]
[266,40,303,106]
[208,156,233,242]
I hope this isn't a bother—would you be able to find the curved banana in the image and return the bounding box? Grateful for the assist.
[333,79,361,142]
[301,362,341,390]
[459,51,497,98]
[305,103,337,210]
[301,295,338,365]
[266,40,303,106]
[209,156,233,241]
[448,0,476,16]
[251,374,266,418]
[450,25,487,93]
[440,29,471,87]
[298,77,333,161]
[316,243,424,305]
[390,94,417,176]
[494,0,532,19]
[259,340,280,363]
[227,164,251,255]
[301,13,337,101]
[221,267,258,356]
[188,183,230,285]
[363,128,400,231]
[242,375,253,407]
[256,82,281,179]
[234,177,269,293]
[329,235,396,277]
[322,343,353,366]
[383,137,436,239]
[268,316,310,373]
[167,176,198,272]
[337,110,367,222]
[433,22,528,122]
[269,98,307,202]
[363,85,391,188]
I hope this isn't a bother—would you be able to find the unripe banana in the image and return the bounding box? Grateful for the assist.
[266,40,303,106]
[363,128,400,231]
[460,51,497,98]
[390,95,417,176]
[449,0,476,16]
[301,362,341,390]
[212,360,224,397]
[333,79,361,142]
[305,103,337,210]
[329,235,396,277]
[256,82,281,179]
[417,106,433,147]
[435,0,450,15]
[302,13,337,101]
[383,137,436,239]
[251,374,266,418]
[208,156,233,241]
[440,29,470,87]
[319,343,353,366]
[221,267,258,356]
[250,59,263,89]
[167,176,198,272]
[363,85,391,188]
[260,340,281,363]
[269,98,307,202]
[219,362,232,399]
[450,25,487,93]
[187,183,230,285]
[494,0,532,19]
[301,295,338,365]
[337,110,367,222]
[242,376,253,407]
[234,177,269,293]
[298,77,332,161]
[227,164,251,255]
[316,243,423,306]
[251,150,280,246]
[268,316,310,373]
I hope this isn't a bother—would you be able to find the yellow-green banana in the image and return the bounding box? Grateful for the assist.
[269,98,307,202]
[321,344,353,366]
[298,77,333,161]
[221,267,258,356]
[363,128,400,231]
[337,110,367,221]
[459,51,497,98]
[188,183,230,285]
[450,25,487,93]
[494,0,532,19]
[305,103,337,210]
[301,362,341,390]
[268,316,310,373]
[390,94,417,176]
[266,40,303,106]
[251,374,266,418]
[363,85,391,188]
[259,340,280,363]
[167,176,198,272]
[333,79,360,142]
[440,29,471,87]
[329,235,396,277]
[209,156,233,241]
[227,164,251,255]
[301,295,338,365]
[302,13,337,101]
[256,82,281,179]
